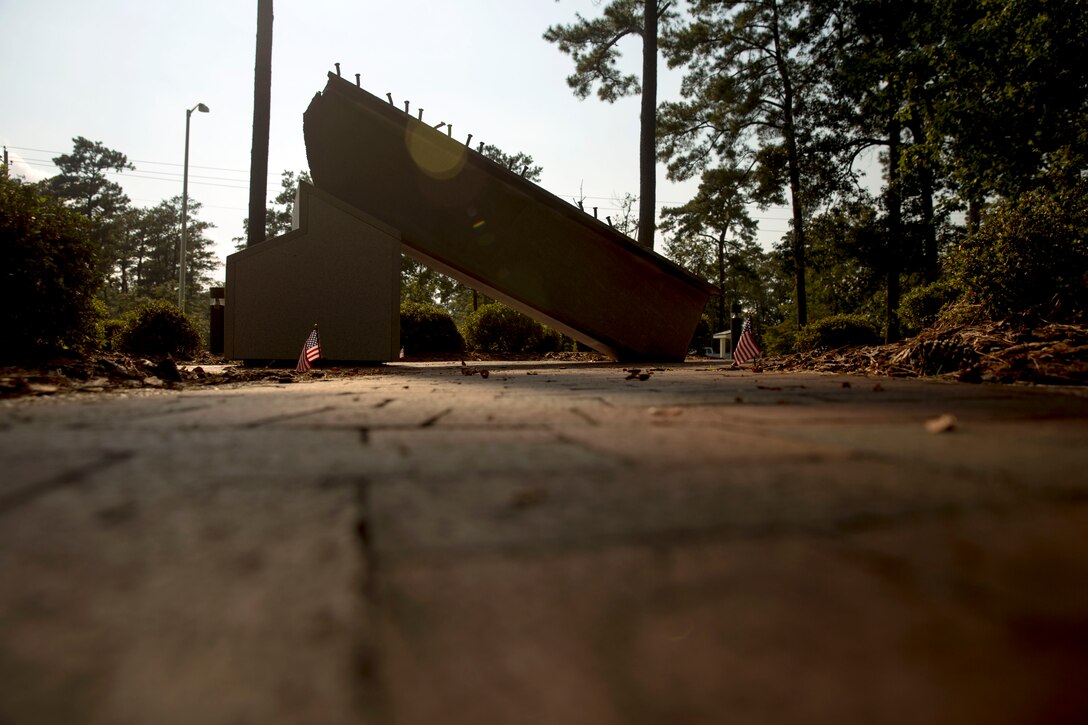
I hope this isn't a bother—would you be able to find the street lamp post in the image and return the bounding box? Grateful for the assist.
[179,102,210,309]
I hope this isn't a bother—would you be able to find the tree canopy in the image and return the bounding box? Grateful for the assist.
[39,138,217,320]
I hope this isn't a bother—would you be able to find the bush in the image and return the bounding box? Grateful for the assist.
[898,281,960,335]
[947,181,1087,323]
[0,171,103,360]
[115,300,201,357]
[762,319,800,356]
[400,301,463,354]
[797,314,880,352]
[461,302,560,353]
[101,318,126,351]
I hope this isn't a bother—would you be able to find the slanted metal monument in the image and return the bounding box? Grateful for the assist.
[226,72,717,363]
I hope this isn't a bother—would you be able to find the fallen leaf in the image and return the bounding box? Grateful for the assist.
[925,414,957,434]
[649,406,683,417]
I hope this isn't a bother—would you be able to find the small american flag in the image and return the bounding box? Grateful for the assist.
[296,326,321,372]
[733,317,762,364]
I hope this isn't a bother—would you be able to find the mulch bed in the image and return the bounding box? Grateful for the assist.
[762,321,1088,386]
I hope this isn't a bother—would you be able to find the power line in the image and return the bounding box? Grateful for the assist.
[13,156,277,193]
[5,145,249,174]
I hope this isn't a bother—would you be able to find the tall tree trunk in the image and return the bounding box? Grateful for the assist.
[918,170,937,282]
[637,0,658,251]
[770,0,806,328]
[886,119,902,343]
[907,120,938,282]
[248,0,273,247]
[716,231,726,330]
[966,198,982,234]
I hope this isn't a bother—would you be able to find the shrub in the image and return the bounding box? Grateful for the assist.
[898,281,960,335]
[947,180,1087,323]
[461,302,559,353]
[762,319,800,356]
[400,301,463,354]
[115,299,201,357]
[797,314,880,352]
[101,318,126,351]
[0,171,103,360]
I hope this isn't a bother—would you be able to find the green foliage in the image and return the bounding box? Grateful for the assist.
[543,0,659,102]
[44,137,135,286]
[762,319,800,357]
[461,303,561,354]
[399,301,463,354]
[898,280,960,335]
[124,195,216,318]
[115,300,201,357]
[660,0,824,324]
[947,182,1087,323]
[45,136,133,220]
[796,314,880,352]
[479,144,543,183]
[102,318,126,351]
[0,170,103,360]
[40,138,218,322]
[931,0,1088,199]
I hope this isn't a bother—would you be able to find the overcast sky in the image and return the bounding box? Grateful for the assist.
[1,0,796,276]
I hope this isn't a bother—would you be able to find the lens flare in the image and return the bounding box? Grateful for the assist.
[405,124,467,180]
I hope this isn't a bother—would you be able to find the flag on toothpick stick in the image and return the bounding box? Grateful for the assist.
[733,317,762,365]
[296,325,321,372]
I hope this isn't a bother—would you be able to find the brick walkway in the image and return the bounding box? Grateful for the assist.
[2,362,1087,724]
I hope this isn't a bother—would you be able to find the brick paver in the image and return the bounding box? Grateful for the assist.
[2,362,1086,724]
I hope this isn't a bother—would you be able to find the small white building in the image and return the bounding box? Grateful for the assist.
[712,330,733,360]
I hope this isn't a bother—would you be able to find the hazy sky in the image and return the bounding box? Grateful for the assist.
[1,0,796,275]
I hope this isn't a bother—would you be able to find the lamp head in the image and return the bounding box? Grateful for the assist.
[196,103,210,113]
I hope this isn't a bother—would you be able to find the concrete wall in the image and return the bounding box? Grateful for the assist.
[225,183,401,362]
